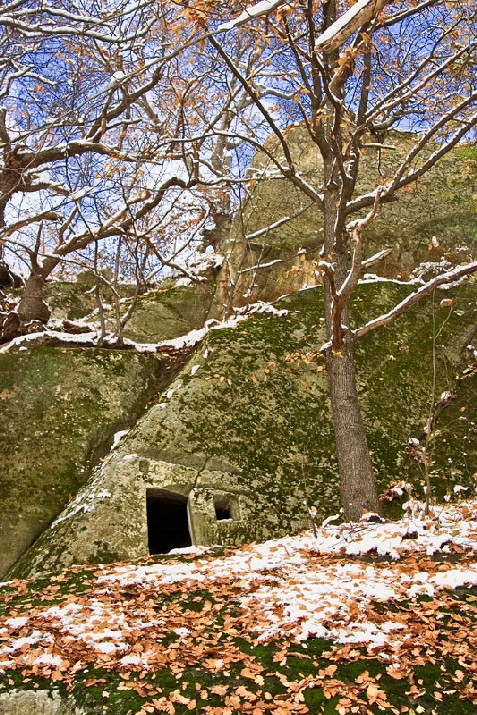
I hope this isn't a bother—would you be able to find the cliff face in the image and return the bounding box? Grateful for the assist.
[0,281,217,579]
[2,133,477,578]
[215,129,477,312]
[0,347,168,577]
[9,280,477,578]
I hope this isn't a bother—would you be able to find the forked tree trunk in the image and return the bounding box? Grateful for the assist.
[325,338,381,521]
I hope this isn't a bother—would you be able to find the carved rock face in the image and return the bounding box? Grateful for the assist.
[0,346,166,579]
[10,282,477,579]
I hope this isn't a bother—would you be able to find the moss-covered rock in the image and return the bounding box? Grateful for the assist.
[0,690,82,715]
[44,281,107,321]
[122,284,216,343]
[247,129,477,260]
[0,347,168,578]
[216,130,477,310]
[45,280,216,344]
[12,280,477,577]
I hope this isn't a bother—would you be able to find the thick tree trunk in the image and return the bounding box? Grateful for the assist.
[17,273,51,323]
[325,338,381,521]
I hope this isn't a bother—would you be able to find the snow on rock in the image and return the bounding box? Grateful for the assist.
[111,430,128,449]
[0,296,287,357]
[175,277,192,287]
[0,330,99,354]
[190,251,224,274]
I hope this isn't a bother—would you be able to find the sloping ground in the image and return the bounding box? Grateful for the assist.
[1,498,477,714]
[11,279,477,577]
[0,347,173,578]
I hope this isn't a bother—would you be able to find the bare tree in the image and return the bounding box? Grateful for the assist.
[199,0,477,520]
[0,0,234,324]
[3,0,476,521]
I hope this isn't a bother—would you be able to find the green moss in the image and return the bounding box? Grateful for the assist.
[129,280,477,538]
[0,347,165,577]
[45,281,100,320]
[121,283,216,343]
[352,282,477,497]
[10,276,477,577]
[239,129,477,279]
[43,279,216,344]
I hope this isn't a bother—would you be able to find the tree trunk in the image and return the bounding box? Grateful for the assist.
[325,338,381,521]
[321,176,381,521]
[17,272,51,323]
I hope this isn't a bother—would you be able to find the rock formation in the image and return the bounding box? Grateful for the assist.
[9,281,477,578]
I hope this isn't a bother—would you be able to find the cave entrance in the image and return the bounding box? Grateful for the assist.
[146,489,192,554]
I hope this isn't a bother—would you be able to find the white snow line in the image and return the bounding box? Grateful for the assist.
[216,0,288,33]
[315,0,390,54]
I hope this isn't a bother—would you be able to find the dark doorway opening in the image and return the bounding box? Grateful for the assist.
[146,489,192,554]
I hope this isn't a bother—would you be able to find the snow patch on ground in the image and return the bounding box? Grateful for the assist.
[1,499,477,670]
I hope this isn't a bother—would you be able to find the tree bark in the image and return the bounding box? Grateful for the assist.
[321,177,381,521]
[17,273,51,324]
[325,338,381,521]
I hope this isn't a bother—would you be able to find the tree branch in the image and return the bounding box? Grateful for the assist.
[315,0,390,54]
[353,263,477,341]
[361,247,392,270]
[338,187,383,304]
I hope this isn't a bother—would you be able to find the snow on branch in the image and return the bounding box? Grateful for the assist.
[337,187,383,304]
[245,218,292,240]
[353,262,477,341]
[245,202,314,241]
[216,0,289,33]
[361,247,392,270]
[238,259,282,274]
[315,0,391,54]
[383,0,441,28]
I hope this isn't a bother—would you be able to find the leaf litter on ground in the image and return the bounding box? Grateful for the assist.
[1,497,477,713]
